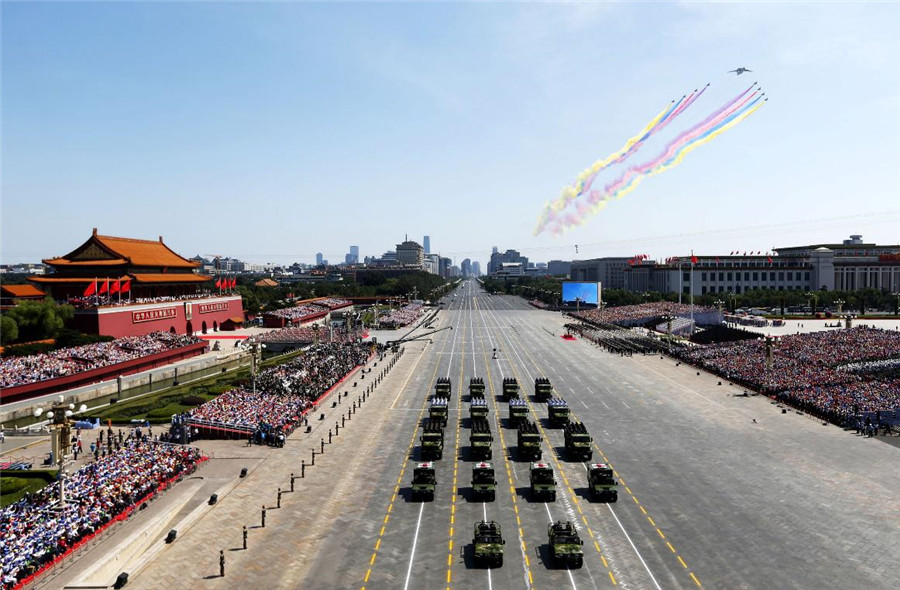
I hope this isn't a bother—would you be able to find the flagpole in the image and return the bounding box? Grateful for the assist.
[690,251,695,335]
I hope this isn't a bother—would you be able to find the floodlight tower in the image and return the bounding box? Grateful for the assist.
[33,396,87,509]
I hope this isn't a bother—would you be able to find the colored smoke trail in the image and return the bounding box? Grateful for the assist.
[534,85,710,235]
[546,97,765,235]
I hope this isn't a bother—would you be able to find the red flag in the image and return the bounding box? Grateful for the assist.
[84,280,97,297]
[715,257,720,265]
[691,251,698,265]
[231,278,237,289]
[121,279,131,293]
[767,256,773,263]
[99,279,109,294]
[215,278,222,289]
[110,280,120,294]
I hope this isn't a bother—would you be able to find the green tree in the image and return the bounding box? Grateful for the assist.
[5,298,73,342]
[1,315,19,343]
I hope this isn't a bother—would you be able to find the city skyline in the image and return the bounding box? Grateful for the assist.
[2,2,899,266]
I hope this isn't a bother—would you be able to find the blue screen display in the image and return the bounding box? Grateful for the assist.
[561,282,599,304]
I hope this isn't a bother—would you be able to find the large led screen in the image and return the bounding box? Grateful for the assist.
[561,282,600,305]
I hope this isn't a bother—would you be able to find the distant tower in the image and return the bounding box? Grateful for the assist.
[349,245,359,264]
[315,252,323,266]
[423,236,431,255]
[492,246,498,254]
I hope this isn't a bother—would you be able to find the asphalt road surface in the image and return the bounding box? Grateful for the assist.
[345,280,899,590]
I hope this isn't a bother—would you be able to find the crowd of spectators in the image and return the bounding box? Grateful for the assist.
[0,332,202,389]
[313,297,352,310]
[70,292,232,310]
[266,303,330,322]
[577,302,719,327]
[183,342,370,438]
[0,441,203,589]
[674,326,900,425]
[256,324,363,346]
[379,303,423,328]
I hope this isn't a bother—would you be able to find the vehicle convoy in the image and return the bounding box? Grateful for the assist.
[502,378,520,401]
[435,377,452,399]
[530,462,556,501]
[473,520,505,567]
[548,521,584,568]
[517,421,542,461]
[469,377,485,400]
[534,377,553,402]
[563,421,592,461]
[471,462,497,501]
[508,398,528,426]
[429,397,448,427]
[420,419,445,460]
[469,397,488,420]
[411,462,435,501]
[547,398,570,427]
[588,463,618,502]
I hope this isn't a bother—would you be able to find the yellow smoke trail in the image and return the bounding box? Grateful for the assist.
[549,102,764,235]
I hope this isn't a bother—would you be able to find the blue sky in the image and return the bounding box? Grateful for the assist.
[3,1,899,268]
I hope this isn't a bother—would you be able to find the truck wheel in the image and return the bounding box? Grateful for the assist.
[489,490,495,502]
[497,555,503,567]
[550,492,556,502]
[611,493,618,503]
[574,556,583,569]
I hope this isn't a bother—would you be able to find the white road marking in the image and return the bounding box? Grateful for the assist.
[607,504,663,590]
[403,502,426,590]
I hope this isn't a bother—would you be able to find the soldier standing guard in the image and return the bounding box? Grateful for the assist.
[261,505,267,527]
[242,526,248,550]
[219,550,225,577]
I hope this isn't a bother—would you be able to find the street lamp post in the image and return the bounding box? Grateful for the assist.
[714,298,725,320]
[249,341,266,396]
[33,396,87,510]
[834,298,845,315]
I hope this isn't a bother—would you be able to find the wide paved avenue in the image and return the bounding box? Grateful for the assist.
[70,280,898,590]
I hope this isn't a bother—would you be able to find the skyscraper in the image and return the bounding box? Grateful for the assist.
[349,246,359,264]
[423,236,431,255]
[315,252,324,266]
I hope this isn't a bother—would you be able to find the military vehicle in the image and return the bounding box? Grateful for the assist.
[548,521,584,568]
[588,463,618,502]
[471,461,497,501]
[469,377,485,400]
[473,520,505,567]
[547,397,569,427]
[530,462,556,501]
[469,417,493,460]
[420,419,445,460]
[517,421,542,461]
[563,421,592,461]
[411,462,435,501]
[502,378,520,401]
[534,377,553,402]
[469,397,488,420]
[508,398,528,426]
[435,377,452,399]
[429,397,448,427]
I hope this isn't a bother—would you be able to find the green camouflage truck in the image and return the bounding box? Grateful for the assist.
[469,417,493,460]
[508,398,528,427]
[588,463,618,502]
[530,462,556,501]
[411,462,436,501]
[429,397,448,427]
[435,377,452,399]
[502,378,520,401]
[517,421,542,461]
[548,521,584,568]
[563,421,592,461]
[534,377,553,402]
[471,461,497,501]
[547,397,569,427]
[473,520,505,567]
[469,377,485,400]
[420,419,445,460]
[469,397,488,421]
